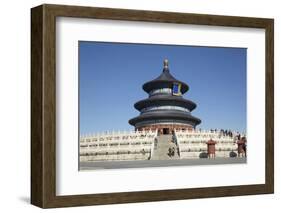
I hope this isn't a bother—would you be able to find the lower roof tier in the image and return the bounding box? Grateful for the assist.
[134,95,197,112]
[129,111,201,127]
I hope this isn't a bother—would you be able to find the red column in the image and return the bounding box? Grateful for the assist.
[206,139,217,158]
[237,138,246,157]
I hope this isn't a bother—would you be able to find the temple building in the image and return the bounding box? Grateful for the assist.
[129,59,201,134]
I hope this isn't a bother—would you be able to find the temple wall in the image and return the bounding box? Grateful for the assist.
[80,130,157,162]
[179,151,238,159]
[180,151,201,159]
[80,153,150,162]
[174,129,242,159]
[80,129,245,163]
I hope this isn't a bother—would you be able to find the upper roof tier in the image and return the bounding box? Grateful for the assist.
[142,59,189,94]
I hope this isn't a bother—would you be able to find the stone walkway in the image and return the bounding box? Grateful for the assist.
[151,135,179,160]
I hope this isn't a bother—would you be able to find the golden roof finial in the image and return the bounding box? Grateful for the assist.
[164,59,169,69]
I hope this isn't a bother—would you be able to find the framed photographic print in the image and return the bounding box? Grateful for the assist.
[31,4,274,208]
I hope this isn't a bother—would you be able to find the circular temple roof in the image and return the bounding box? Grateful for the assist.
[142,60,189,94]
[129,59,200,128]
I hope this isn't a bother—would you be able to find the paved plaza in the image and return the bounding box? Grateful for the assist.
[80,157,246,170]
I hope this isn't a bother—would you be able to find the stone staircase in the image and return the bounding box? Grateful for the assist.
[151,134,180,160]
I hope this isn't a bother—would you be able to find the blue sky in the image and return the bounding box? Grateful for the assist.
[79,41,246,134]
